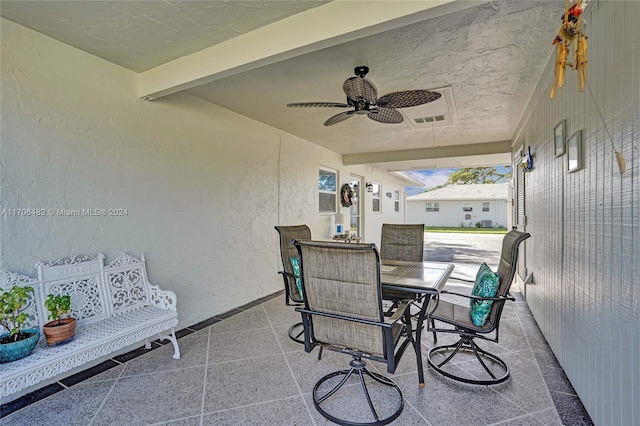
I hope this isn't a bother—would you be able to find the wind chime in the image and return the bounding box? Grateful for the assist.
[549,0,588,100]
[549,0,626,174]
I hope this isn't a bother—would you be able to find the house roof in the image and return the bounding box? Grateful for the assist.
[407,184,509,201]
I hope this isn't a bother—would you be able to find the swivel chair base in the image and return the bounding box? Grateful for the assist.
[428,337,510,385]
[313,357,403,426]
[288,322,323,359]
[287,322,305,344]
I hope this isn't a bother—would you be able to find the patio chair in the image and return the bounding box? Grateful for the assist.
[379,223,425,308]
[427,230,531,385]
[293,240,416,426]
[274,225,310,344]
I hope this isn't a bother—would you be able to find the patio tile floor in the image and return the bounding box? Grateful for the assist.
[1,289,593,425]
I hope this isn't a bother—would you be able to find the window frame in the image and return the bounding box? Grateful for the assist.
[371,182,381,213]
[394,188,400,212]
[482,202,490,212]
[425,202,440,212]
[318,166,338,214]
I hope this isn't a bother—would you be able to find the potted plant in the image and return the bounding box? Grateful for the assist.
[0,285,40,363]
[43,293,76,346]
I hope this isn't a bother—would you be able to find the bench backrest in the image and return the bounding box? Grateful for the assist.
[103,253,151,315]
[0,253,153,335]
[0,271,41,332]
[37,255,110,326]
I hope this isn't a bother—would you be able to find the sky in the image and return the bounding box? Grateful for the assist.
[404,166,511,196]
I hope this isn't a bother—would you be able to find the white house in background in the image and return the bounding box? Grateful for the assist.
[406,183,509,228]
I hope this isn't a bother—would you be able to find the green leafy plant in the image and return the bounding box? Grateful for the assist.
[0,285,35,342]
[45,294,72,325]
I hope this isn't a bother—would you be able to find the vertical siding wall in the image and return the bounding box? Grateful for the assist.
[514,1,639,424]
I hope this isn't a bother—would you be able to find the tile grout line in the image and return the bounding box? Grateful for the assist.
[87,358,128,426]
[198,325,211,426]
[262,302,318,426]
[512,301,564,425]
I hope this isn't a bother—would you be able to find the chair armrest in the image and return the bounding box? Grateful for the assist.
[385,300,411,324]
[295,307,393,329]
[440,290,516,302]
[278,271,296,279]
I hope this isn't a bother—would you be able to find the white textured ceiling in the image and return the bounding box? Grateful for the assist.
[1,0,565,172]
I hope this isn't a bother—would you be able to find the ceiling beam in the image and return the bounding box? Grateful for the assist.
[138,0,479,100]
[343,140,513,165]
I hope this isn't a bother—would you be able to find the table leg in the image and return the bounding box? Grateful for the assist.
[414,294,431,387]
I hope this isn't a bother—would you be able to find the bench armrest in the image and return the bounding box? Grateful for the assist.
[149,284,178,311]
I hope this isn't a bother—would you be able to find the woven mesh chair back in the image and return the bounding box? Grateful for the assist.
[295,241,386,357]
[275,225,311,303]
[380,224,425,262]
[485,230,531,328]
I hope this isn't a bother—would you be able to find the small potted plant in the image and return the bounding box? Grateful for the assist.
[43,293,76,346]
[0,285,40,363]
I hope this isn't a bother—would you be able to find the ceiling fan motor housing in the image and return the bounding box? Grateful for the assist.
[354,65,369,77]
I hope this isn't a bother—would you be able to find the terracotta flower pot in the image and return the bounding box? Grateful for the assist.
[43,317,76,346]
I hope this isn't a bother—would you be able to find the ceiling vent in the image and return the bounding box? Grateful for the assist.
[399,85,459,130]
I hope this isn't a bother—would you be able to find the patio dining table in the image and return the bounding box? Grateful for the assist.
[380,260,455,386]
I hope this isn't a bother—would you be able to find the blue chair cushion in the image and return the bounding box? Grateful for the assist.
[289,257,303,300]
[470,262,500,326]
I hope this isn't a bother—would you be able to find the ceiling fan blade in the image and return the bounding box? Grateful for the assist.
[323,111,355,126]
[287,102,349,108]
[377,90,442,108]
[343,77,378,103]
[367,107,403,124]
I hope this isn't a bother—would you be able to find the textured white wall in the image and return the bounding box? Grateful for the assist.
[512,1,639,424]
[1,19,285,328]
[0,18,411,332]
[406,199,508,228]
[277,132,409,247]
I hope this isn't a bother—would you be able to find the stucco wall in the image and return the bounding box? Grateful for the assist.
[0,18,411,333]
[512,1,639,424]
[406,199,508,228]
[1,18,284,328]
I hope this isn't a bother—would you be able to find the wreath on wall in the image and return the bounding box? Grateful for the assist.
[340,183,354,208]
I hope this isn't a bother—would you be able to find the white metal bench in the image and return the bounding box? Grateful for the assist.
[0,253,180,398]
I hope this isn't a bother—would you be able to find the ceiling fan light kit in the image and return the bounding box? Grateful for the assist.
[287,66,441,126]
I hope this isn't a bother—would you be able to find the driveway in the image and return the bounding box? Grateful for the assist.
[423,232,504,283]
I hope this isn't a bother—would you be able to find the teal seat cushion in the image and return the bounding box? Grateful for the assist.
[470,262,500,326]
[289,257,304,300]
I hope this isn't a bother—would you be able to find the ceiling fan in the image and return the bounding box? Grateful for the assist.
[286,66,441,126]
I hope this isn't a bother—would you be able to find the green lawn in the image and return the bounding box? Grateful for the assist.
[424,226,508,234]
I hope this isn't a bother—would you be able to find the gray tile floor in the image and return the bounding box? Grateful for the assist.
[1,287,592,426]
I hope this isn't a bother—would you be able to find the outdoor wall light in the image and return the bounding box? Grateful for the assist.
[365,182,373,192]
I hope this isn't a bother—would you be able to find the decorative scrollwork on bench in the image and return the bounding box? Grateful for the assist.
[0,253,180,398]
[35,254,103,267]
[149,284,178,311]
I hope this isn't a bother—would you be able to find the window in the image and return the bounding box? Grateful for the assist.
[394,189,400,212]
[372,182,381,213]
[463,204,473,212]
[318,167,337,214]
[483,202,490,212]
[425,202,439,212]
